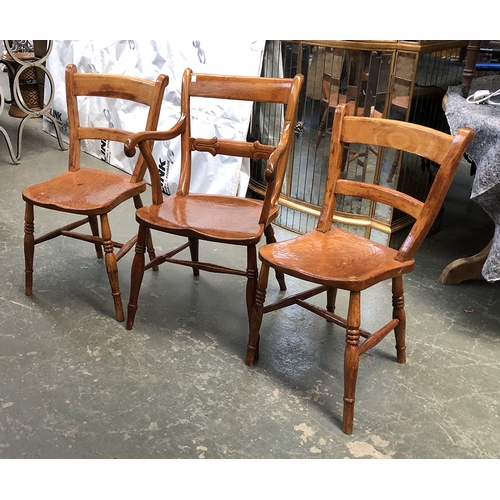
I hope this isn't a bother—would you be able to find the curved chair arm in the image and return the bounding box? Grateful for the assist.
[264,121,293,184]
[124,116,187,157]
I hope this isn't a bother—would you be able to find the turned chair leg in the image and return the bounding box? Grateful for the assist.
[145,228,158,271]
[392,276,407,364]
[24,202,35,296]
[100,214,124,322]
[343,291,361,434]
[246,262,270,366]
[387,150,401,184]
[264,224,286,291]
[316,106,329,149]
[126,224,147,330]
[246,245,258,319]
[133,195,157,271]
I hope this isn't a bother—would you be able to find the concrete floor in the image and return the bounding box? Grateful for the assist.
[0,107,499,461]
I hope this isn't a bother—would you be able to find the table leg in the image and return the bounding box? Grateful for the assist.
[439,239,493,284]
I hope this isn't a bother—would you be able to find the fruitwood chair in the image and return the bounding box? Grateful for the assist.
[246,101,474,434]
[22,64,168,321]
[124,68,304,331]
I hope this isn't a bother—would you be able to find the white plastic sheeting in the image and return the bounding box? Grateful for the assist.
[44,40,266,196]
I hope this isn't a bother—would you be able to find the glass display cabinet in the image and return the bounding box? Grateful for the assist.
[249,40,469,246]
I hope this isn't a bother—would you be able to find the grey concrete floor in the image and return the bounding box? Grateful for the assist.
[0,108,499,462]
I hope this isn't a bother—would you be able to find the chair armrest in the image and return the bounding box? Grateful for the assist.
[265,121,293,183]
[124,116,187,157]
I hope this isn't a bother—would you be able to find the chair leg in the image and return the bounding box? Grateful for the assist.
[133,195,157,271]
[246,262,270,366]
[144,228,158,271]
[264,224,286,291]
[100,213,124,322]
[343,291,361,434]
[188,237,200,277]
[88,215,103,259]
[392,276,407,364]
[246,244,258,319]
[316,106,329,149]
[24,202,35,296]
[126,224,148,330]
[387,150,401,183]
[326,286,338,320]
[359,149,369,183]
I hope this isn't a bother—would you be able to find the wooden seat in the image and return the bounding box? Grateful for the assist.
[124,68,304,331]
[245,101,474,434]
[22,64,168,321]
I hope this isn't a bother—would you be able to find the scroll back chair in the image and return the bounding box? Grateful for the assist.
[124,68,304,331]
[246,101,474,434]
[22,64,168,321]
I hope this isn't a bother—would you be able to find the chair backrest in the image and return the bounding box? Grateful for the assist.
[318,102,475,261]
[142,68,304,225]
[65,63,169,183]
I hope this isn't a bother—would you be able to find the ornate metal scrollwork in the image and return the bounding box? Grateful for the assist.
[1,40,66,163]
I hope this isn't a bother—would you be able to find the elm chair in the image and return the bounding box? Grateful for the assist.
[124,68,304,331]
[245,101,474,434]
[22,64,168,321]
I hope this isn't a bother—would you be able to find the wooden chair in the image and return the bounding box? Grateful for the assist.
[245,101,474,434]
[386,75,413,183]
[124,68,304,331]
[344,52,383,182]
[390,75,412,116]
[22,64,169,321]
[315,71,356,149]
[316,51,381,150]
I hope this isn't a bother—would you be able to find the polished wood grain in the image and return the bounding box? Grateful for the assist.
[246,101,474,434]
[124,68,304,331]
[22,64,168,321]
